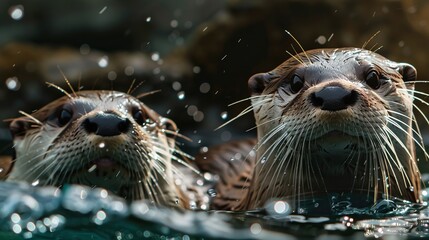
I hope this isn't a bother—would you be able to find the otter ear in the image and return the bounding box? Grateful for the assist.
[9,117,31,140]
[248,73,272,96]
[397,63,417,91]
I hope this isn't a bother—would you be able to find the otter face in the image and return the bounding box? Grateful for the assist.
[8,90,178,202]
[245,48,420,208]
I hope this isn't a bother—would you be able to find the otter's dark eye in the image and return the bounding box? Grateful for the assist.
[133,109,145,125]
[133,108,153,126]
[57,108,73,126]
[290,74,304,94]
[365,70,381,89]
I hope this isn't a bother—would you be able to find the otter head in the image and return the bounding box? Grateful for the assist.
[8,90,180,205]
[244,48,421,209]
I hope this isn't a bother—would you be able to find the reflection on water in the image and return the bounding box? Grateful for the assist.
[1,181,429,240]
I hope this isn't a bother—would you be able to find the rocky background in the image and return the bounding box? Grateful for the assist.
[0,0,428,168]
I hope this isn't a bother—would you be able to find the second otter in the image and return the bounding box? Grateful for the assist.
[6,90,203,209]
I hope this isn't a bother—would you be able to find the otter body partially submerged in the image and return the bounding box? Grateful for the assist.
[6,90,203,209]
[198,48,424,211]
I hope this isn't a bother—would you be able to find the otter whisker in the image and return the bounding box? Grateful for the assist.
[135,89,162,99]
[387,109,429,159]
[285,30,311,64]
[16,111,43,126]
[362,30,381,49]
[386,117,428,160]
[57,65,77,97]
[246,116,283,132]
[216,96,273,130]
[228,95,273,107]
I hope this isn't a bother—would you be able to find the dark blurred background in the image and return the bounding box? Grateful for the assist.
[0,0,428,168]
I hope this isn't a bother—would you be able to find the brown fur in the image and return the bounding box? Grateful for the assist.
[6,90,204,209]
[198,48,423,211]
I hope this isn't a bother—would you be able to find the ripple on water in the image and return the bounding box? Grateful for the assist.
[0,182,429,239]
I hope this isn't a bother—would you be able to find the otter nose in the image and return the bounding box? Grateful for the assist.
[310,86,358,111]
[83,112,130,136]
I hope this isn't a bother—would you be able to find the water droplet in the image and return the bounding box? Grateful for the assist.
[221,111,228,119]
[153,67,161,75]
[193,66,201,74]
[199,82,210,93]
[107,71,117,80]
[9,5,24,20]
[143,231,151,238]
[186,105,198,116]
[250,223,262,234]
[98,142,106,148]
[80,190,88,199]
[203,172,212,181]
[146,17,151,22]
[273,201,289,214]
[196,179,204,186]
[174,179,182,186]
[26,222,36,232]
[99,6,107,14]
[98,56,109,68]
[100,189,108,198]
[261,157,267,164]
[6,77,21,91]
[11,213,21,223]
[93,210,107,225]
[193,111,204,122]
[124,66,134,76]
[221,55,227,61]
[203,26,208,32]
[12,224,22,234]
[172,81,182,91]
[31,179,40,186]
[0,168,3,173]
[177,91,185,100]
[182,234,190,240]
[316,35,327,45]
[170,19,178,28]
[200,146,208,153]
[151,52,160,61]
[410,186,415,192]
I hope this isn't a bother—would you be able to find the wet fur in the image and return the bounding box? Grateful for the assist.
[199,48,426,211]
[6,90,196,208]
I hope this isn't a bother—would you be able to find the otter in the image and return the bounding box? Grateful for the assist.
[197,48,424,211]
[5,90,204,209]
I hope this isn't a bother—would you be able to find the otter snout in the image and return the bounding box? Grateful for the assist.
[310,86,358,111]
[82,112,130,136]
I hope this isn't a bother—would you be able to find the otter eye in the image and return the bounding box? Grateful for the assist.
[365,70,381,89]
[132,109,146,125]
[290,74,304,94]
[132,108,153,126]
[57,108,73,127]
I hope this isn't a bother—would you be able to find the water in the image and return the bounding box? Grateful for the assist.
[1,182,429,239]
